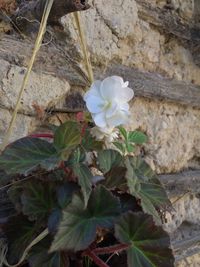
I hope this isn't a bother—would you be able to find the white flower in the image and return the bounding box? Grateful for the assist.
[90,126,119,143]
[84,76,134,129]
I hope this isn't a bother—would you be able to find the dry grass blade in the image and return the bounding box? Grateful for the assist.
[0,0,54,151]
[73,11,94,85]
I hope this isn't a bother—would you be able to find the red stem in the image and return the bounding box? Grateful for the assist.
[93,244,130,255]
[29,133,54,139]
[83,249,109,267]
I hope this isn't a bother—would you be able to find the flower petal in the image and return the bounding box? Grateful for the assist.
[120,103,129,111]
[106,110,130,127]
[105,101,118,118]
[100,76,134,103]
[85,95,105,113]
[84,80,101,101]
[100,76,122,100]
[93,112,107,128]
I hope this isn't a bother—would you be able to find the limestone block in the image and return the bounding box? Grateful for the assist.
[164,194,200,233]
[129,98,200,173]
[62,0,200,86]
[0,108,38,143]
[0,59,70,114]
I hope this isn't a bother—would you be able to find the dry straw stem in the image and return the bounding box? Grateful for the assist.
[73,11,94,84]
[1,228,48,267]
[0,0,54,151]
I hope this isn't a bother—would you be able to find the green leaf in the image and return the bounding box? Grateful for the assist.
[118,193,141,214]
[125,143,135,153]
[67,147,85,166]
[125,157,171,223]
[113,142,126,154]
[48,209,62,234]
[21,181,55,221]
[0,137,59,175]
[115,212,174,267]
[118,126,128,140]
[51,186,121,252]
[128,131,148,144]
[98,149,123,174]
[56,182,79,208]
[0,169,14,186]
[54,121,81,151]
[72,163,92,207]
[125,157,157,184]
[101,166,127,190]
[5,216,38,264]
[29,237,69,267]
[82,129,103,151]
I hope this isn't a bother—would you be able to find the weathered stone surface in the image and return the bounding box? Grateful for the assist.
[129,98,200,173]
[62,0,200,85]
[0,59,70,114]
[0,108,38,143]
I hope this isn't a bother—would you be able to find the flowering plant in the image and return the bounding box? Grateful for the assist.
[0,76,174,267]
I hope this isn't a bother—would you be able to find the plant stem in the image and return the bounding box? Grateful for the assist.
[0,0,54,152]
[73,12,94,84]
[4,228,49,267]
[83,249,109,267]
[93,244,130,255]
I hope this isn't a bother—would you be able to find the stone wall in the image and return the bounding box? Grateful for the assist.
[0,0,200,265]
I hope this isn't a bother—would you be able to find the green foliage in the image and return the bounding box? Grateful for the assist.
[0,137,59,175]
[115,212,174,267]
[51,186,121,252]
[81,129,103,151]
[28,237,69,267]
[72,163,92,207]
[54,121,81,151]
[4,216,38,264]
[125,157,171,223]
[98,149,123,173]
[0,121,174,267]
[114,127,148,154]
[21,181,56,221]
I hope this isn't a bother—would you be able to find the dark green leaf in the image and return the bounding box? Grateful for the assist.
[125,157,171,223]
[5,216,38,264]
[101,167,127,190]
[51,186,121,252]
[0,169,14,186]
[118,193,141,214]
[56,182,79,208]
[0,137,59,175]
[67,147,85,166]
[125,157,157,184]
[82,129,103,151]
[54,121,81,151]
[48,209,62,234]
[128,131,148,144]
[29,237,69,267]
[21,181,55,221]
[98,149,123,174]
[115,212,174,267]
[72,163,92,207]
[0,187,15,224]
